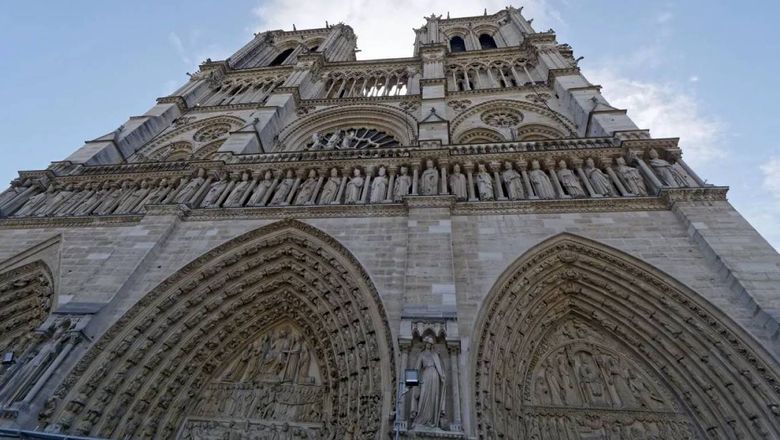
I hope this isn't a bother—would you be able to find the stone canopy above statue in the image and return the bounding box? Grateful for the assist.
[306,128,401,151]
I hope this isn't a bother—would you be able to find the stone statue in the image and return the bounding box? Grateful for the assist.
[369,167,388,203]
[529,160,555,199]
[173,168,206,204]
[247,171,274,206]
[393,166,411,202]
[344,169,364,204]
[420,159,439,196]
[201,178,229,208]
[476,164,494,201]
[37,184,74,216]
[615,157,648,196]
[54,183,92,216]
[115,180,150,214]
[325,130,342,150]
[143,179,173,205]
[73,182,111,216]
[501,161,525,200]
[584,158,616,196]
[13,184,53,217]
[223,172,251,207]
[341,131,356,149]
[648,149,688,187]
[318,168,341,204]
[294,170,319,205]
[269,170,295,206]
[309,133,325,150]
[0,179,30,209]
[557,161,586,197]
[411,336,446,429]
[448,164,468,201]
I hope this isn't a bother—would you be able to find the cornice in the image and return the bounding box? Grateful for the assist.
[0,214,143,229]
[446,84,547,98]
[300,94,421,107]
[156,96,188,113]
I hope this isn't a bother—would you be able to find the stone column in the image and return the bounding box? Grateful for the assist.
[490,162,507,200]
[241,175,261,206]
[333,167,349,204]
[464,162,478,202]
[449,344,462,432]
[216,180,236,207]
[0,183,41,216]
[411,164,420,196]
[385,166,397,203]
[632,155,664,194]
[22,333,80,404]
[284,170,304,205]
[517,160,537,199]
[261,174,281,206]
[546,159,568,198]
[397,347,410,429]
[573,158,599,198]
[440,162,449,195]
[361,167,373,204]
[602,157,630,196]
[311,169,326,205]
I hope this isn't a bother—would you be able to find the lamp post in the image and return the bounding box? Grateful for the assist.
[395,368,420,440]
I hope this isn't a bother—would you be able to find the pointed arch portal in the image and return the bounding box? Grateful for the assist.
[45,220,395,439]
[472,234,780,439]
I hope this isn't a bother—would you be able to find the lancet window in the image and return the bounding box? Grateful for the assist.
[321,70,409,99]
[448,60,529,92]
[203,77,285,106]
[268,47,294,66]
[449,36,466,53]
[479,33,498,49]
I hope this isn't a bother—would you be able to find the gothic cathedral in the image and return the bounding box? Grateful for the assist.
[1,7,779,440]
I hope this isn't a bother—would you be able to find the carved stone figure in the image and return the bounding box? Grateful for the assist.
[615,157,648,195]
[53,183,91,216]
[344,169,364,204]
[0,179,28,208]
[72,182,109,216]
[92,182,125,215]
[584,158,616,196]
[318,168,341,204]
[393,166,411,202]
[448,164,468,201]
[501,161,525,200]
[115,180,150,214]
[325,130,342,150]
[420,160,439,196]
[529,160,555,199]
[557,160,586,197]
[309,133,325,150]
[173,168,206,204]
[269,170,295,206]
[294,170,318,205]
[143,178,173,206]
[223,172,251,207]
[37,184,75,216]
[411,336,446,429]
[369,167,388,203]
[341,131,356,149]
[247,171,274,206]
[648,149,688,187]
[13,184,53,217]
[201,178,229,208]
[476,164,494,201]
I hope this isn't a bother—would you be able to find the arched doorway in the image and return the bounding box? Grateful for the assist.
[472,234,780,439]
[44,220,395,439]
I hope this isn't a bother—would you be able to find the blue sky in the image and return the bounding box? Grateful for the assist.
[0,1,778,249]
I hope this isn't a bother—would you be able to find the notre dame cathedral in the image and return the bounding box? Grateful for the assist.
[1,6,780,440]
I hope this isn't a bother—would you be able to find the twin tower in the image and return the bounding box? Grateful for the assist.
[1,7,780,440]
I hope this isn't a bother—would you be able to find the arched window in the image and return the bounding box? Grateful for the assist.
[308,45,319,52]
[479,34,498,50]
[450,36,466,53]
[268,48,294,66]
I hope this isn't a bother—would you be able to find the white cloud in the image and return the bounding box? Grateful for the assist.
[587,68,725,168]
[761,157,780,195]
[169,31,230,70]
[251,0,560,60]
[168,32,192,66]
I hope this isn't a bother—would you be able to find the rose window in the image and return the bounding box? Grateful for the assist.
[193,123,231,142]
[480,109,523,128]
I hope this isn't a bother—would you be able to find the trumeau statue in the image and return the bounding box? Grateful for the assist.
[294,170,318,205]
[529,160,555,199]
[344,168,364,204]
[318,168,341,204]
[247,170,274,206]
[501,161,525,200]
[648,149,688,187]
[476,164,494,201]
[411,336,446,430]
[393,166,411,202]
[223,172,252,207]
[557,160,586,197]
[172,168,206,204]
[201,177,229,208]
[584,158,616,196]
[420,159,439,196]
[615,157,648,196]
[370,166,388,203]
[269,170,295,206]
[449,164,468,201]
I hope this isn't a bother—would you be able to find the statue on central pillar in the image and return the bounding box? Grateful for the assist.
[411,335,446,430]
[420,159,439,196]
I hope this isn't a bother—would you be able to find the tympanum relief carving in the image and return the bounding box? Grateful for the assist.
[180,323,324,439]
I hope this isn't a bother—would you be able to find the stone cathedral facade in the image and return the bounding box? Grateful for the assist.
[1,6,780,440]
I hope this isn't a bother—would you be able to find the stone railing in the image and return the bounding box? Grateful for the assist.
[0,147,705,220]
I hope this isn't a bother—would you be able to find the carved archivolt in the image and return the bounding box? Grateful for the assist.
[454,128,505,144]
[515,123,566,141]
[44,220,395,439]
[276,104,418,152]
[450,99,576,141]
[473,234,780,439]
[129,115,245,163]
[0,261,54,356]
